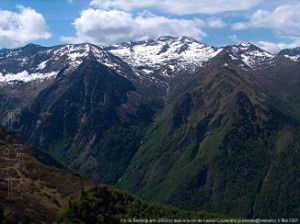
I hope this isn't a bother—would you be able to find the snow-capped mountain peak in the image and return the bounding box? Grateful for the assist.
[1,37,293,86]
[227,42,275,69]
[278,47,300,61]
[51,43,124,70]
[156,36,177,42]
[108,36,222,77]
[0,43,133,84]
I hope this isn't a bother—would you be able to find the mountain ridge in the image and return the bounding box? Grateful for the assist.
[1,37,297,87]
[0,36,299,219]
[278,47,300,61]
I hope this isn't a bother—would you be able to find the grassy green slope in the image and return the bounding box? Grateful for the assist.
[118,65,300,218]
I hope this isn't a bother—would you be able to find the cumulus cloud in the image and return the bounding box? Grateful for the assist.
[0,5,51,47]
[90,0,261,15]
[257,39,300,53]
[230,3,300,51]
[249,4,300,34]
[207,18,226,28]
[231,3,300,35]
[62,9,207,45]
[231,22,247,30]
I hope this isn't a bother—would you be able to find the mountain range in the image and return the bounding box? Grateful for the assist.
[0,36,299,221]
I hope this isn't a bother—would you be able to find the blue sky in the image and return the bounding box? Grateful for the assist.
[0,0,300,52]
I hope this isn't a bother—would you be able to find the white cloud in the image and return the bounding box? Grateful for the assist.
[231,3,300,35]
[207,18,226,28]
[249,4,300,35]
[229,35,240,44]
[90,0,155,11]
[232,22,247,30]
[90,0,261,15]
[62,9,207,45]
[0,6,50,47]
[257,39,300,53]
[67,0,74,3]
[230,3,300,52]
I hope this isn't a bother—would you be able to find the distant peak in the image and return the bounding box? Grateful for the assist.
[13,43,45,54]
[156,36,177,42]
[237,42,255,50]
[80,42,101,48]
[156,36,199,43]
[278,47,300,54]
[178,36,198,43]
[225,42,275,69]
[235,42,269,53]
[278,47,300,60]
[239,42,252,47]
[68,43,99,49]
[22,43,43,49]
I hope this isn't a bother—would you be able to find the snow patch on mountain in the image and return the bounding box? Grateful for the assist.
[278,47,300,62]
[282,55,299,61]
[229,42,275,69]
[0,43,135,83]
[109,36,222,76]
[0,71,58,84]
[1,38,289,87]
[51,44,90,68]
[37,60,49,70]
[50,44,132,77]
